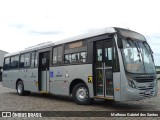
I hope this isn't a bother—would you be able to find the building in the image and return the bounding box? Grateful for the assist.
[0,50,8,81]
[156,66,160,79]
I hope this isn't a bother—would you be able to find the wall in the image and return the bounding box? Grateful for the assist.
[0,50,8,67]
[0,50,8,81]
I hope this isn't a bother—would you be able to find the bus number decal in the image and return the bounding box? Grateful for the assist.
[88,76,92,83]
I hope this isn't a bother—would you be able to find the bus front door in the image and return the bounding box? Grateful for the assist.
[39,52,50,92]
[95,40,114,99]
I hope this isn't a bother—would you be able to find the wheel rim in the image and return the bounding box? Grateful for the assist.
[17,83,23,94]
[76,87,88,101]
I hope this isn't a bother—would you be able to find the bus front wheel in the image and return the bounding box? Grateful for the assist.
[72,83,93,105]
[16,81,25,96]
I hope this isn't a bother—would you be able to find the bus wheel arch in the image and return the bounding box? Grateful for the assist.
[70,79,87,95]
[70,79,93,105]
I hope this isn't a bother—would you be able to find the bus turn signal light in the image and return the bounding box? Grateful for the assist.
[115,88,120,91]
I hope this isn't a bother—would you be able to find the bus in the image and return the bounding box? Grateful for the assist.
[2,27,158,105]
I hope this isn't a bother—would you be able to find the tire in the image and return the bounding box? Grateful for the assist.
[16,81,25,96]
[72,83,93,105]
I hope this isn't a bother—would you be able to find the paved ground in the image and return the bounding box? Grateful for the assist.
[0,81,160,120]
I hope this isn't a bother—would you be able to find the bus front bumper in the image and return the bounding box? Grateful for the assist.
[119,85,158,101]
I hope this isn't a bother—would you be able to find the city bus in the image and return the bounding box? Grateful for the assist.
[2,27,158,105]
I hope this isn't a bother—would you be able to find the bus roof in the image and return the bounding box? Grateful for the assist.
[54,27,116,46]
[5,27,117,57]
[5,27,146,57]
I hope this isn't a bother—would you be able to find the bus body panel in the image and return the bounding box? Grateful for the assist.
[22,68,39,92]
[49,66,68,95]
[3,68,39,92]
[49,64,94,97]
[113,72,121,101]
[2,70,19,89]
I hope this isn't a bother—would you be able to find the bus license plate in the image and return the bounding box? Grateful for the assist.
[144,90,151,95]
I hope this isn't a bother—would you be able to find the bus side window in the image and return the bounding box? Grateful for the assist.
[65,52,86,64]
[10,56,15,69]
[80,52,86,62]
[65,54,69,63]
[53,45,63,64]
[15,55,19,68]
[31,52,35,67]
[71,53,76,62]
[65,54,71,63]
[57,46,63,64]
[35,52,38,67]
[24,53,31,67]
[53,47,57,64]
[10,55,19,69]
[3,57,10,70]
[19,54,24,68]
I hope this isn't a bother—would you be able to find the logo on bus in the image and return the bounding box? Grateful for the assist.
[55,71,63,77]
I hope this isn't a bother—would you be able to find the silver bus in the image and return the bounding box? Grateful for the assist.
[2,27,158,105]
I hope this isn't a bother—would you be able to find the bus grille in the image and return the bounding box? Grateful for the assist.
[137,82,154,90]
[138,87,153,90]
[134,76,155,83]
[139,90,154,98]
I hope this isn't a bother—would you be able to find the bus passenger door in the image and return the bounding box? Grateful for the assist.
[95,40,114,98]
[39,52,50,92]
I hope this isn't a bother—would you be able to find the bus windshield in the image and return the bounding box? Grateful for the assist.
[122,39,155,74]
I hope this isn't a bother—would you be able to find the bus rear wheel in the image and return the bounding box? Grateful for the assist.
[72,83,93,105]
[16,81,26,96]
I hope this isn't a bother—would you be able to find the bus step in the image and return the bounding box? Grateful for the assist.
[94,96,113,100]
[39,91,49,94]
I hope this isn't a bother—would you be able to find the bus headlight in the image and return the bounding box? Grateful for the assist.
[126,74,136,89]
[128,80,136,89]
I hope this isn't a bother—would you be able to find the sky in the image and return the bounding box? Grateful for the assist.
[0,0,160,65]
